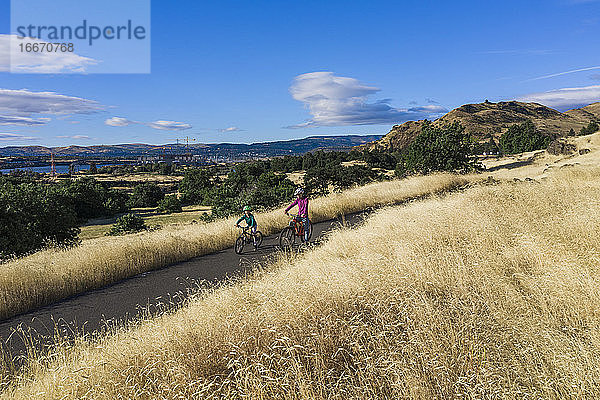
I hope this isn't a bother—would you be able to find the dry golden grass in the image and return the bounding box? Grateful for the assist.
[2,166,599,399]
[481,131,600,180]
[0,173,468,321]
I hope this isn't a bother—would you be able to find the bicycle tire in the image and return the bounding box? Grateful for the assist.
[234,236,245,254]
[306,221,313,242]
[255,231,264,247]
[279,227,295,250]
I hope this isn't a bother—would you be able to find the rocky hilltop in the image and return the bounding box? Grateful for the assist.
[365,101,600,152]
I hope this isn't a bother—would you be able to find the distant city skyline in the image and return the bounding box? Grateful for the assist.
[1,0,599,146]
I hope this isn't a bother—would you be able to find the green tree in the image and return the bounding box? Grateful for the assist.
[397,121,477,174]
[361,150,397,169]
[0,180,80,258]
[59,177,110,221]
[499,120,550,154]
[104,189,130,215]
[246,172,295,209]
[127,182,164,208]
[179,168,214,205]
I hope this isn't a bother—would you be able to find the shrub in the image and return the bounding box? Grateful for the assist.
[107,213,147,236]
[499,120,551,154]
[157,195,183,214]
[579,121,599,136]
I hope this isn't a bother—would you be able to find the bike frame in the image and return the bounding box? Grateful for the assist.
[288,214,306,237]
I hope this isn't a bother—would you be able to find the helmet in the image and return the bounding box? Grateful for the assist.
[294,187,305,196]
[243,205,252,211]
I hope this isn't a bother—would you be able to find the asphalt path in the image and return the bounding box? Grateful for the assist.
[0,213,364,360]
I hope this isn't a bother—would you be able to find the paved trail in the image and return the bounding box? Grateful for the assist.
[0,214,363,358]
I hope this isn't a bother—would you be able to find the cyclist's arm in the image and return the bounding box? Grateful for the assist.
[285,199,298,213]
[235,216,244,226]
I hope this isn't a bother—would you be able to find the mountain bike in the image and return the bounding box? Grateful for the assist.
[279,214,313,250]
[235,226,263,254]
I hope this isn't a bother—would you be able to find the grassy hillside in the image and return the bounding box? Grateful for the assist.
[2,166,599,399]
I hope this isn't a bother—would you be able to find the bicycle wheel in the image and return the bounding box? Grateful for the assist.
[234,236,245,254]
[279,227,295,250]
[254,231,263,248]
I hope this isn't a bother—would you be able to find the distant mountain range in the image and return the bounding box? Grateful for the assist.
[364,101,600,152]
[0,135,382,158]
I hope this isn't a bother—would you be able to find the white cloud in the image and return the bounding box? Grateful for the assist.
[0,34,98,73]
[0,115,50,126]
[147,120,192,130]
[105,116,193,131]
[0,132,38,141]
[0,89,104,127]
[219,126,242,132]
[105,117,135,127]
[56,135,90,140]
[518,85,600,110]
[288,72,446,128]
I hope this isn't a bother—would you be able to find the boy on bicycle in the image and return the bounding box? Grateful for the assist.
[236,205,258,248]
[284,187,310,242]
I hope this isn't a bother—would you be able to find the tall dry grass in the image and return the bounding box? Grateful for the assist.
[0,173,468,321]
[2,166,600,399]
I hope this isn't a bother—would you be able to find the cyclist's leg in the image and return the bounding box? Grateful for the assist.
[302,217,310,242]
[251,225,257,246]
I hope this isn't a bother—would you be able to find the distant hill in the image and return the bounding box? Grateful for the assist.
[0,135,382,158]
[363,101,600,152]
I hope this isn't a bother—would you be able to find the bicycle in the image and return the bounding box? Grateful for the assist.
[279,213,313,250]
[235,226,263,254]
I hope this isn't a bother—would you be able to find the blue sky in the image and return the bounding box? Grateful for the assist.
[0,0,599,147]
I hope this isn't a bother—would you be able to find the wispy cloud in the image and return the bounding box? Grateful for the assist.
[105,116,192,131]
[219,126,243,133]
[590,74,600,81]
[0,88,104,127]
[0,34,97,73]
[56,135,90,140]
[524,66,600,82]
[287,72,446,128]
[0,115,50,126]
[0,132,38,141]
[518,85,600,110]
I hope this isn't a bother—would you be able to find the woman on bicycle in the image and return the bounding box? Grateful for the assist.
[284,187,310,242]
[236,205,258,248]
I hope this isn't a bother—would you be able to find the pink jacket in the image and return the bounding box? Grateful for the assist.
[285,196,309,217]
